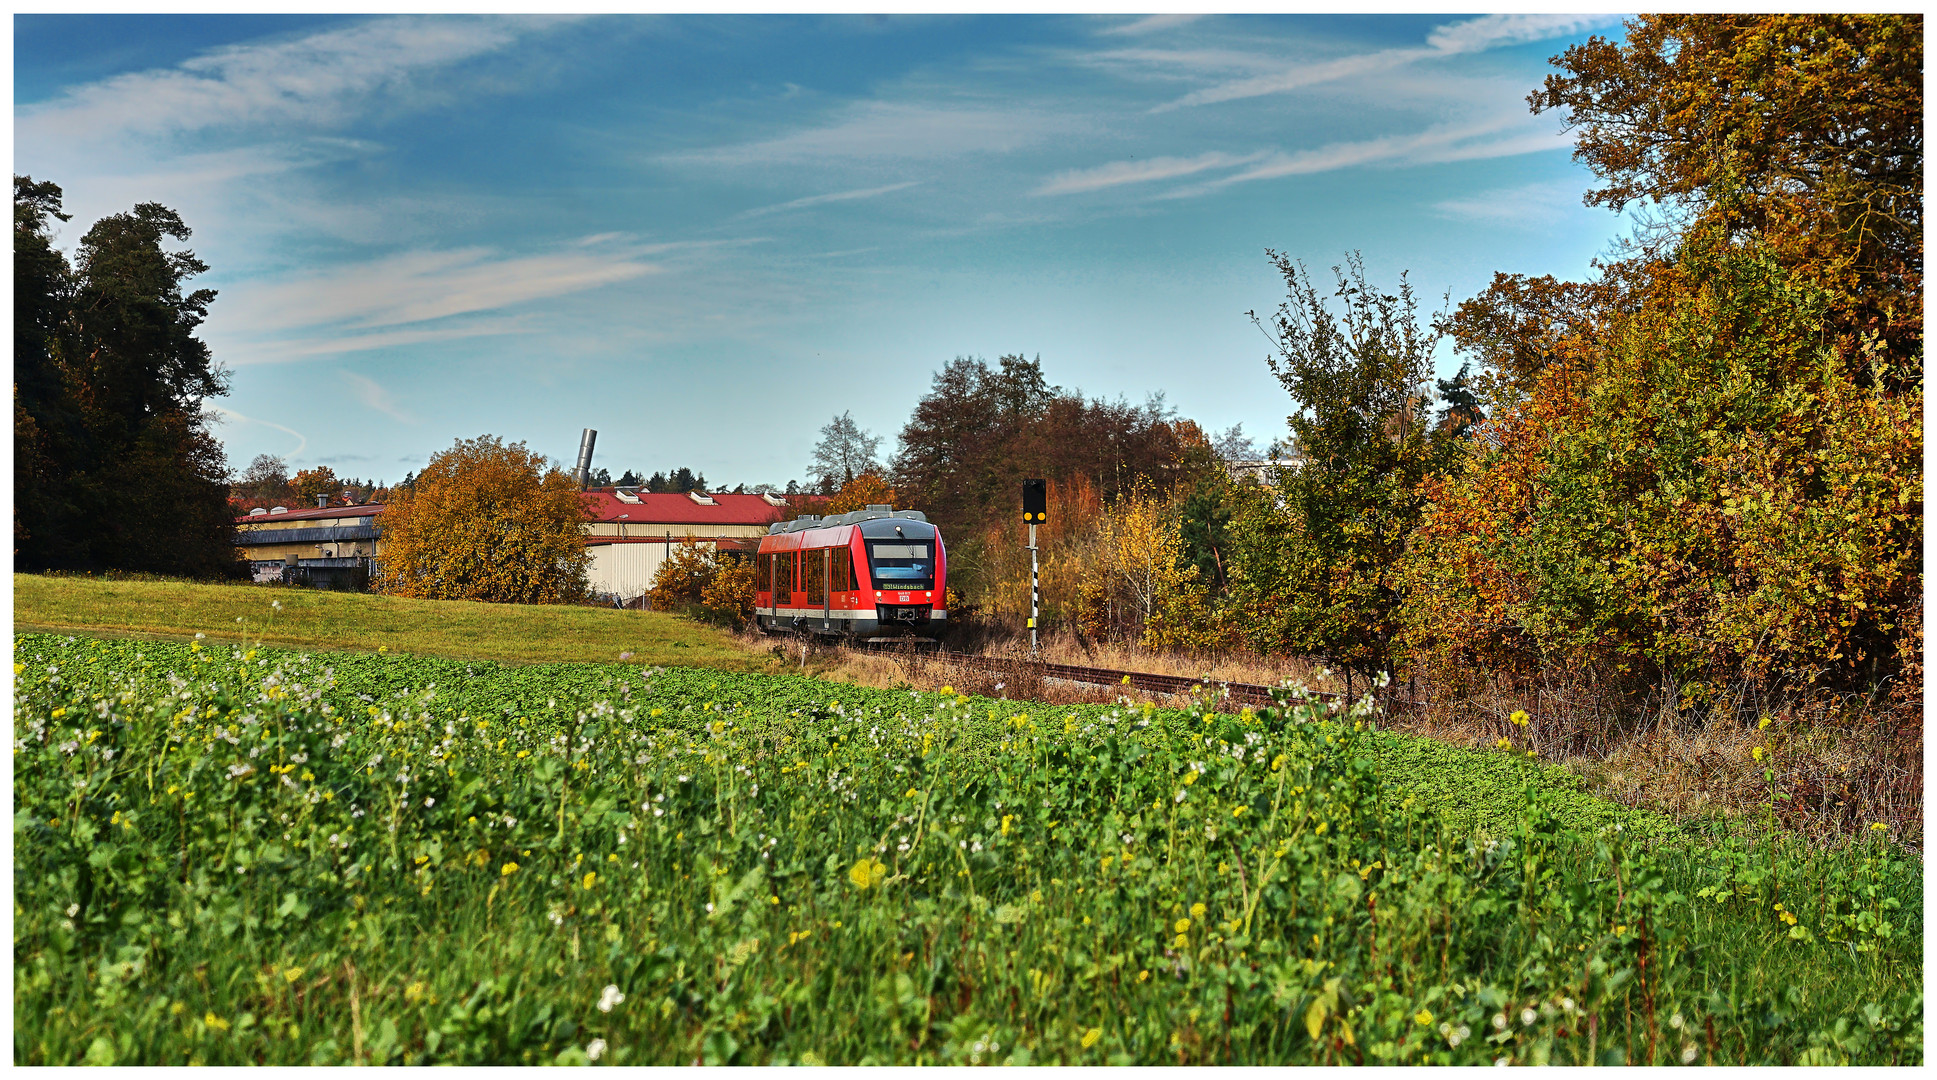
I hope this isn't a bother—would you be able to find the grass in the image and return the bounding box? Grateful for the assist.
[14,632,1922,1065]
[12,573,773,673]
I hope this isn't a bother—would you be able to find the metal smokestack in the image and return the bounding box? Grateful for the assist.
[574,428,598,490]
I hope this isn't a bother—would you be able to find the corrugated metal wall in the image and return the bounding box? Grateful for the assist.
[588,543,697,601]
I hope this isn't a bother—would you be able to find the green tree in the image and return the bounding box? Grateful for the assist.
[1227,252,1449,695]
[14,181,239,577]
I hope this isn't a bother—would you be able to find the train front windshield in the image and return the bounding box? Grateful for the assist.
[866,541,934,591]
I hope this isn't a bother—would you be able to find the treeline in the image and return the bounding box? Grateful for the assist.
[1155,16,1920,723]
[231,455,387,512]
[14,178,240,577]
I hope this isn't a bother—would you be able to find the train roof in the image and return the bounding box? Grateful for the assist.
[760,507,938,546]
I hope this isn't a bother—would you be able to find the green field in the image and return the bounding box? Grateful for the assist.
[12,573,769,672]
[12,632,1922,1065]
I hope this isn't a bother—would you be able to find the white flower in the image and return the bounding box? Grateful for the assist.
[1521,1008,1537,1027]
[1681,1045,1697,1064]
[587,1038,607,1061]
[424,797,435,808]
[65,903,79,917]
[1669,1013,1684,1030]
[597,985,625,1013]
[1493,1014,1508,1031]
[548,911,563,926]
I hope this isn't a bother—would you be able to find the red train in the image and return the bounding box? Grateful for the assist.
[755,506,946,640]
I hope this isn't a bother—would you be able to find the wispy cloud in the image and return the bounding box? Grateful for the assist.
[1154,13,1620,111]
[737,181,921,219]
[1097,15,1206,37]
[1033,151,1266,196]
[1433,178,1585,226]
[668,102,1076,165]
[17,16,577,146]
[208,404,309,458]
[341,371,415,422]
[231,245,659,335]
[1157,115,1569,198]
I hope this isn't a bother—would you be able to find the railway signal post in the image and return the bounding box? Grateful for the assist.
[1022,479,1046,653]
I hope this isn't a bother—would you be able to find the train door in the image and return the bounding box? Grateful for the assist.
[822,545,832,625]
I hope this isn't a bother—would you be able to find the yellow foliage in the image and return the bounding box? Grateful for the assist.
[373,435,591,604]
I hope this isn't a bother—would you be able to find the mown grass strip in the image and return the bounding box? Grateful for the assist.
[12,573,771,672]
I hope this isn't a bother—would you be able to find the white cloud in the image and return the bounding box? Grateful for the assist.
[17,16,573,146]
[230,245,659,335]
[1157,114,1569,198]
[1033,151,1265,196]
[1154,13,1621,111]
[1097,15,1206,37]
[738,181,922,219]
[1433,179,1586,226]
[669,102,1076,165]
[341,371,415,423]
[1425,14,1617,55]
[207,404,308,458]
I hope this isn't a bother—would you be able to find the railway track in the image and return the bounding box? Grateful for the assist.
[923,649,1345,709]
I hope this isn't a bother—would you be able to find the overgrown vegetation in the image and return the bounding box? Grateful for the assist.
[14,633,1920,1065]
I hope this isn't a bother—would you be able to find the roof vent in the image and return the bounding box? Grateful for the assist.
[760,493,787,506]
[688,491,717,506]
[894,510,928,522]
[248,507,268,516]
[613,488,640,504]
[269,506,288,515]
[867,504,892,512]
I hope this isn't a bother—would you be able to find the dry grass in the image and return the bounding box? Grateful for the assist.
[739,628,1340,711]
[1394,669,1923,847]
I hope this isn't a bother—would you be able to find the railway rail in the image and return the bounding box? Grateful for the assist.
[924,649,1347,709]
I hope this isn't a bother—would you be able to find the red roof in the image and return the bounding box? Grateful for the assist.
[235,503,384,525]
[580,490,788,527]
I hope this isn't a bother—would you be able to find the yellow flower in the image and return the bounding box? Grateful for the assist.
[1510,710,1530,727]
[1000,815,1014,837]
[1081,1028,1102,1049]
[204,1013,230,1032]
[849,857,887,890]
[1496,738,1511,749]
[1870,822,1888,831]
[1138,970,1150,982]
[283,966,304,983]
[582,872,597,890]
[1414,1009,1433,1026]
[1174,918,1191,933]
[501,862,520,876]
[517,750,530,759]
[1183,771,1198,786]
[1270,754,1287,770]
[905,787,920,799]
[1758,716,1771,730]
[1314,821,1328,835]
[939,685,954,695]
[1189,903,1206,920]
[1231,806,1247,818]
[1751,747,1766,762]
[51,708,66,719]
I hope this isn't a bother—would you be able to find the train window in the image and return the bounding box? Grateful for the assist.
[832,548,852,593]
[804,549,826,605]
[776,551,794,598]
[756,553,772,593]
[866,540,934,590]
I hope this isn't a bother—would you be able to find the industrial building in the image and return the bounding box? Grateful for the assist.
[230,488,789,601]
[234,502,383,590]
[581,489,789,603]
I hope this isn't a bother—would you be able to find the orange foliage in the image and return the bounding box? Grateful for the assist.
[373,435,591,604]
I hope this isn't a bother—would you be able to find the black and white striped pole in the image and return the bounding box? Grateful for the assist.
[1022,479,1046,654]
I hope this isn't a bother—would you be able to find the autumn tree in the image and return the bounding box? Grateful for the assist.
[820,472,896,516]
[290,465,341,506]
[373,435,591,604]
[13,179,239,577]
[1534,15,1922,365]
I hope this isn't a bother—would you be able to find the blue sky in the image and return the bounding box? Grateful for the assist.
[15,13,1635,489]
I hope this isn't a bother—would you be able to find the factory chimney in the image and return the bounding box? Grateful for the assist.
[574,428,598,490]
